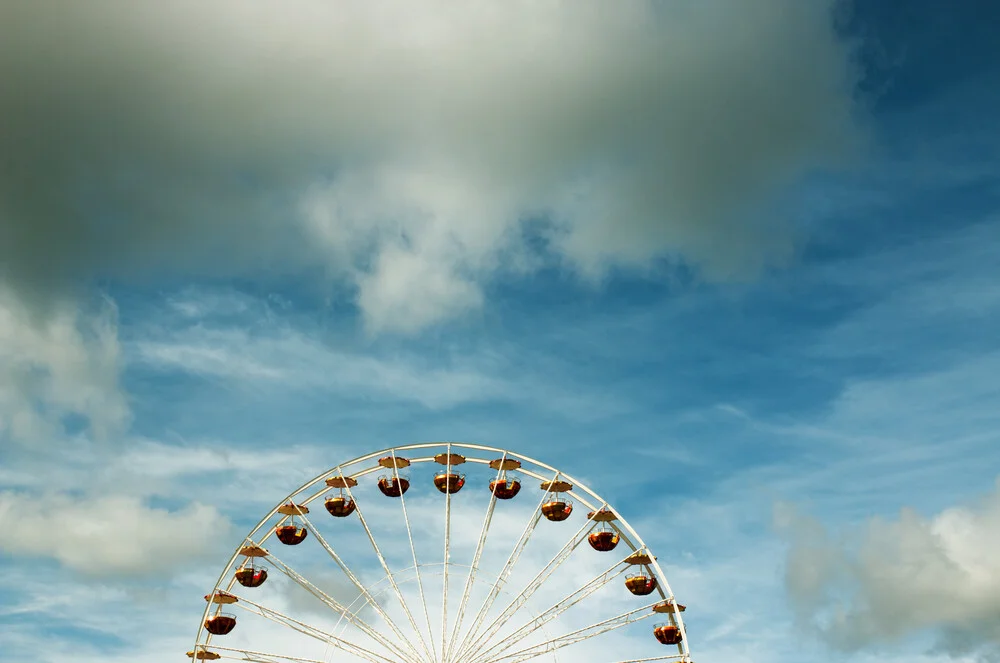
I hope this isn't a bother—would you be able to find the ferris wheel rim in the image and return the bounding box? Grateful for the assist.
[191,441,691,663]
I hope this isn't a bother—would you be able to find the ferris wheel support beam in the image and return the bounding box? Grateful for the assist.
[443,452,507,663]
[391,448,438,657]
[449,470,558,663]
[459,509,599,662]
[440,444,453,662]
[206,645,340,663]
[338,472,437,663]
[263,550,415,663]
[232,595,392,663]
[293,515,427,663]
[467,552,634,663]
[487,601,660,663]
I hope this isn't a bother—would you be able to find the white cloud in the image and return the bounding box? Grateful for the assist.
[0,0,861,333]
[356,244,486,335]
[0,436,325,501]
[0,286,128,447]
[129,305,627,420]
[134,325,513,408]
[114,439,318,481]
[776,479,1000,660]
[0,491,231,576]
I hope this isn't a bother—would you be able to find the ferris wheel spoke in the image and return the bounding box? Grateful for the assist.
[289,516,426,663]
[440,443,461,663]
[205,645,342,663]
[443,452,506,663]
[263,550,415,663]
[232,595,394,663]
[450,471,559,663]
[483,601,660,663]
[340,473,437,663]
[467,552,634,663]
[608,656,688,663]
[390,450,437,656]
[459,507,600,661]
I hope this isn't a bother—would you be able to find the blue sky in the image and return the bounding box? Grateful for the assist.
[1,1,999,662]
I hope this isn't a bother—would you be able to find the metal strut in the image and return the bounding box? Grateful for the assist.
[487,602,660,663]
[232,595,391,663]
[468,551,633,663]
[391,448,438,658]
[339,472,437,663]
[441,443,454,663]
[450,471,560,662]
[288,514,426,663]
[460,508,600,661]
[204,644,362,663]
[263,549,415,663]
[443,451,507,662]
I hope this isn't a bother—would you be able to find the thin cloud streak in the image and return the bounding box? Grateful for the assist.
[129,311,629,420]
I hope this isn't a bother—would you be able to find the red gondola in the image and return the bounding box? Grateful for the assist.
[653,624,683,645]
[541,501,573,522]
[540,480,574,522]
[587,509,619,550]
[234,562,268,588]
[588,530,620,551]
[625,574,657,596]
[324,495,357,517]
[204,613,237,635]
[489,478,521,500]
[434,473,466,494]
[377,476,409,497]
[275,524,308,545]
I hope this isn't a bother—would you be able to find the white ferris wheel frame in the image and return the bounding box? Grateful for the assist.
[190,441,692,663]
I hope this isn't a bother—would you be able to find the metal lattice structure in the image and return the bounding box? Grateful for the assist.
[189,442,692,663]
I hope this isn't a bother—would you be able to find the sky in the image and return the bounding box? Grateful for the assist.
[1,1,999,662]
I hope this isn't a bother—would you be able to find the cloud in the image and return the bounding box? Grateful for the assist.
[128,296,628,419]
[0,286,129,447]
[0,491,231,576]
[776,480,1000,660]
[133,324,514,407]
[0,0,862,332]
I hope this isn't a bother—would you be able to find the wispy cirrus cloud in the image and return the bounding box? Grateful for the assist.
[127,288,630,422]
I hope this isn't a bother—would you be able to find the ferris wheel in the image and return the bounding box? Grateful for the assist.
[188,442,691,663]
